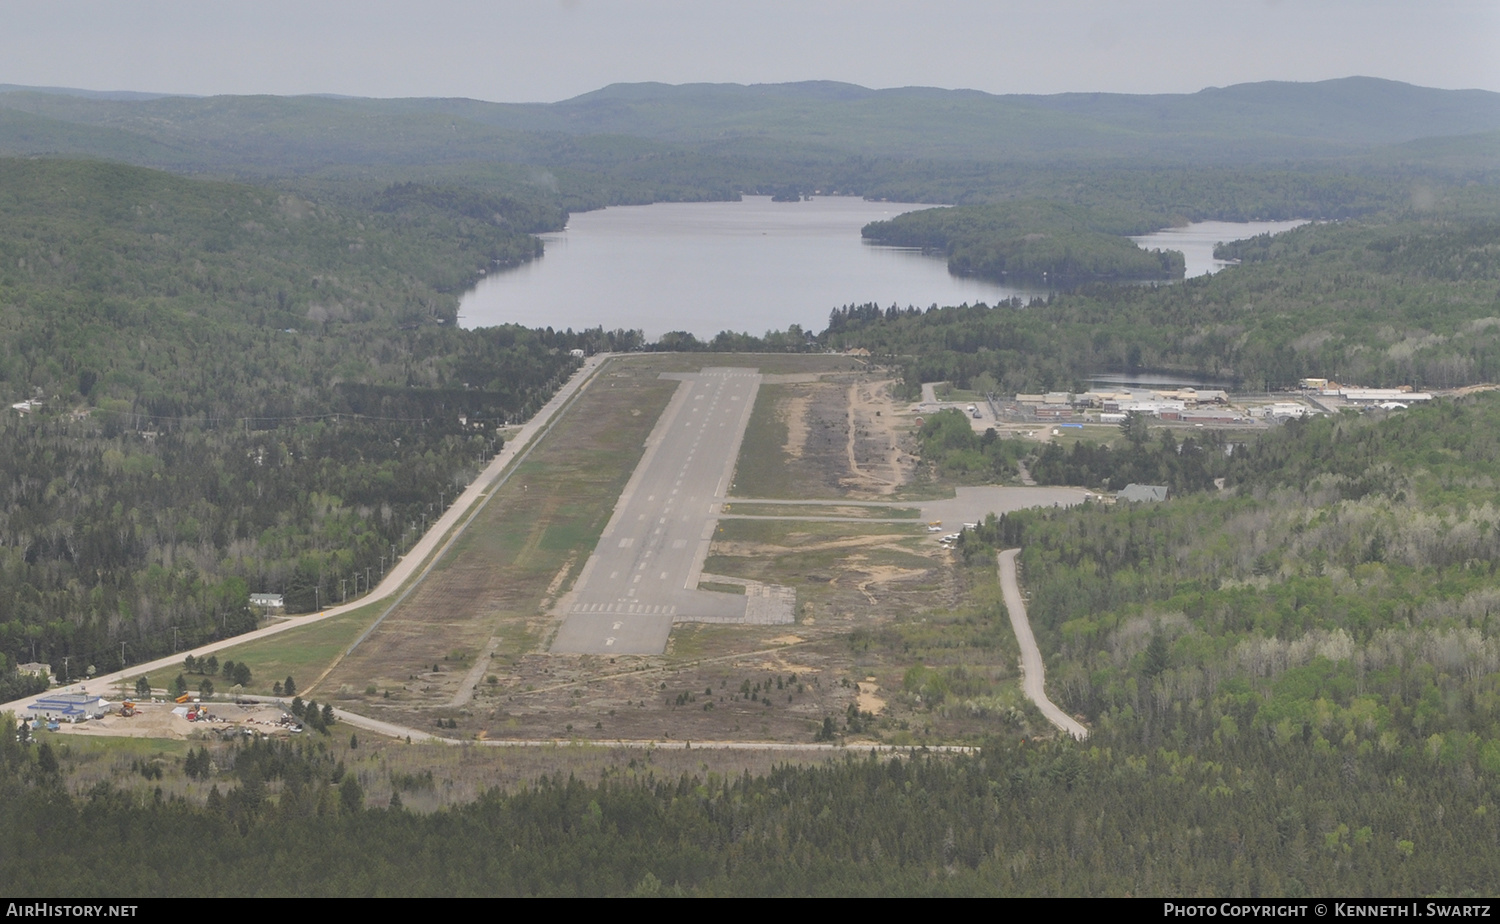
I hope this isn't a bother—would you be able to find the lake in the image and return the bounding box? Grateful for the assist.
[459,199,1309,338]
[1131,219,1309,278]
[458,197,1042,339]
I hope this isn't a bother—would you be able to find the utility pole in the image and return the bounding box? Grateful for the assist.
[172,626,179,651]
[341,578,347,603]
[365,567,372,592]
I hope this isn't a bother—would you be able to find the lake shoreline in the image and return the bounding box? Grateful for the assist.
[461,199,1310,339]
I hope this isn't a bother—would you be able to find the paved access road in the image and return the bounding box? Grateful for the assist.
[551,369,761,655]
[998,548,1088,740]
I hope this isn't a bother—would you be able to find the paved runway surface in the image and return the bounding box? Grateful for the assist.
[551,368,761,654]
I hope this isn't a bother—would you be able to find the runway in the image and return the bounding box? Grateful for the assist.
[550,368,761,654]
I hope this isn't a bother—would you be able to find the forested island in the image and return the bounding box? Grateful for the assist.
[861,201,1187,284]
[3,76,1500,896]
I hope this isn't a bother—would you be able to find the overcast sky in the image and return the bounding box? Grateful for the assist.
[3,0,1496,103]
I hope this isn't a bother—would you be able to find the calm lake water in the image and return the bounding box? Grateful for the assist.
[1131,219,1309,278]
[459,198,1309,338]
[458,197,1042,339]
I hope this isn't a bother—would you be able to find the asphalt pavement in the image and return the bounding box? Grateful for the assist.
[551,368,761,654]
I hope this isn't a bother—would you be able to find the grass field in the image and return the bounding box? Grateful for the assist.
[713,516,922,545]
[111,602,386,697]
[695,581,747,595]
[704,519,935,610]
[732,382,802,498]
[214,602,388,696]
[47,722,851,809]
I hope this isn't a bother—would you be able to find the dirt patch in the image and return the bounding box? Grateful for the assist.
[846,560,931,605]
[845,380,917,494]
[540,553,578,609]
[782,392,811,461]
[50,701,298,741]
[435,632,861,744]
[767,377,917,498]
[712,532,922,560]
[857,679,887,715]
[704,521,961,649]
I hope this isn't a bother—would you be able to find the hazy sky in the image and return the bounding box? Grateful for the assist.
[3,0,1496,102]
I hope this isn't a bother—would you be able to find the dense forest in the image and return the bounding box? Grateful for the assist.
[5,80,1494,237]
[0,159,607,687]
[822,188,1500,394]
[855,166,1419,284]
[862,200,1186,284]
[963,394,1500,781]
[2,716,1496,896]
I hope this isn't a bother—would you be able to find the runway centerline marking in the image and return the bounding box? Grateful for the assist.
[551,368,762,655]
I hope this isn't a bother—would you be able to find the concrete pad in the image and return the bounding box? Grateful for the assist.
[918,486,1091,530]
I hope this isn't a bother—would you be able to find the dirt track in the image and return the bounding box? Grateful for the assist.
[997,549,1087,740]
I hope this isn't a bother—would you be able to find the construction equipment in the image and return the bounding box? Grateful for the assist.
[119,701,137,717]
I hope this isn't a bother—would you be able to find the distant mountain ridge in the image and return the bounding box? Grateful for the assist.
[3,76,1498,170]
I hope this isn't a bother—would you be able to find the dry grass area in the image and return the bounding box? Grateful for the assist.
[736,374,919,499]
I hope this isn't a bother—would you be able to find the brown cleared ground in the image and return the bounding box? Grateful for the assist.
[734,375,919,499]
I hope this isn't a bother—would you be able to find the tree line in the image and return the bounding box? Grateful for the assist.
[2,717,1496,896]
